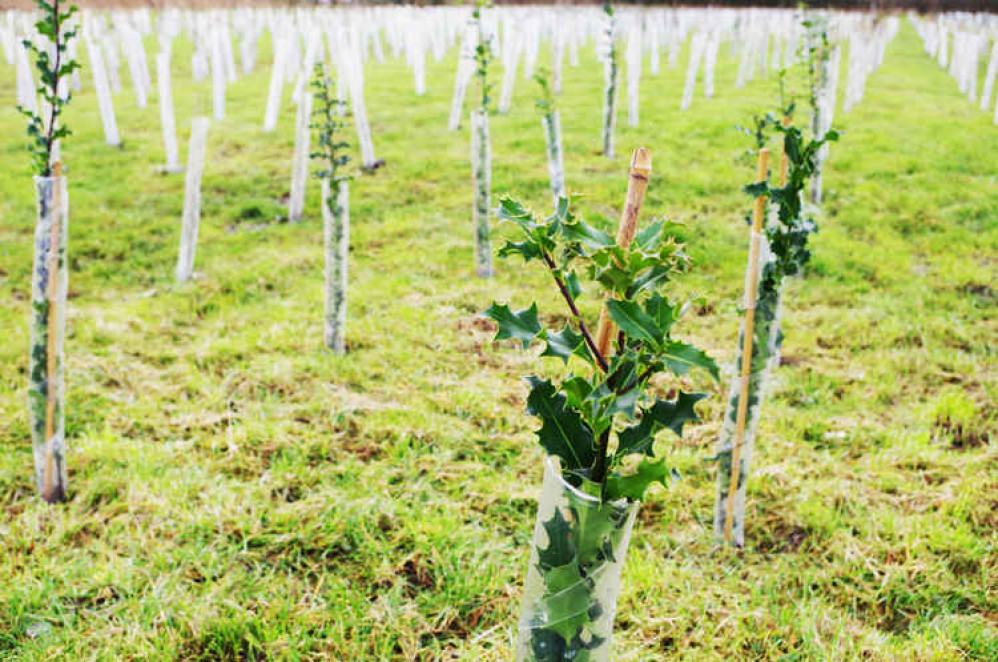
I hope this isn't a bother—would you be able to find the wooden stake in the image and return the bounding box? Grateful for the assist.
[594,147,652,358]
[723,148,770,545]
[42,161,63,503]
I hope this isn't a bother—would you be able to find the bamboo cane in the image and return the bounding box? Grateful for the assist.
[723,148,770,544]
[42,161,63,503]
[594,147,652,358]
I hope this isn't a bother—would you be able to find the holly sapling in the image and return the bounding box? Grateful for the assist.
[486,196,717,660]
[600,2,618,158]
[471,1,494,277]
[311,64,353,354]
[534,68,565,202]
[713,119,839,545]
[802,14,837,203]
[20,0,80,503]
[473,2,494,113]
[18,0,80,177]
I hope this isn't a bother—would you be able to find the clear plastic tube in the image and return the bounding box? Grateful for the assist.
[516,457,638,662]
[176,117,210,283]
[601,27,617,159]
[542,110,565,204]
[30,175,69,502]
[322,179,349,354]
[288,92,312,222]
[471,108,492,278]
[157,50,180,172]
[713,236,782,547]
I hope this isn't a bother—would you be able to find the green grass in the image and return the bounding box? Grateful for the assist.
[1,17,996,661]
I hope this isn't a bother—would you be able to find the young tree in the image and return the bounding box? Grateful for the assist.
[19,0,80,503]
[471,2,494,277]
[311,64,352,354]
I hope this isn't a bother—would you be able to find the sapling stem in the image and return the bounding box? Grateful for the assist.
[723,147,770,545]
[540,251,607,373]
[594,147,653,358]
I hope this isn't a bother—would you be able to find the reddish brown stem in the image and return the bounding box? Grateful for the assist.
[540,250,608,373]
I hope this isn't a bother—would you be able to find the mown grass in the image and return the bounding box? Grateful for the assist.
[1,13,996,661]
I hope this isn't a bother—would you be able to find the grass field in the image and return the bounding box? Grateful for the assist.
[1,15,997,661]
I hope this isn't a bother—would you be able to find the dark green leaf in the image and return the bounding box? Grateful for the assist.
[662,341,719,379]
[606,299,660,345]
[540,326,585,363]
[482,303,542,349]
[536,508,576,569]
[525,377,595,470]
[605,457,671,501]
[616,392,708,457]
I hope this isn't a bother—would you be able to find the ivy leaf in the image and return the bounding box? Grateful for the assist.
[482,303,542,349]
[606,299,660,345]
[605,457,671,501]
[616,392,708,457]
[662,341,719,380]
[525,377,595,471]
[744,181,769,198]
[541,326,585,363]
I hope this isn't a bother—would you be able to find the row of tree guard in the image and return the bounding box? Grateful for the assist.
[7,5,897,168]
[910,11,998,123]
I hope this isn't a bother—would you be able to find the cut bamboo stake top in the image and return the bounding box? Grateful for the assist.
[594,147,652,358]
[42,160,63,503]
[724,147,770,545]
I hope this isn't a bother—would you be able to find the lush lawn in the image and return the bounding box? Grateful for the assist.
[1,14,996,661]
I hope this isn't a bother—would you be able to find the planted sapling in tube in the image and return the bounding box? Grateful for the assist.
[485,151,718,661]
[18,0,81,503]
[534,68,565,204]
[311,64,353,355]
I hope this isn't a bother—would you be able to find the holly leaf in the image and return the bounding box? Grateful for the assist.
[537,508,577,570]
[616,392,708,457]
[482,303,542,349]
[634,219,664,251]
[606,299,660,345]
[560,217,614,251]
[605,457,671,501]
[525,377,595,470]
[744,181,769,198]
[541,326,585,363]
[497,197,536,230]
[561,376,593,410]
[643,294,676,338]
[564,271,582,300]
[662,341,719,380]
[606,388,640,419]
[498,239,541,262]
